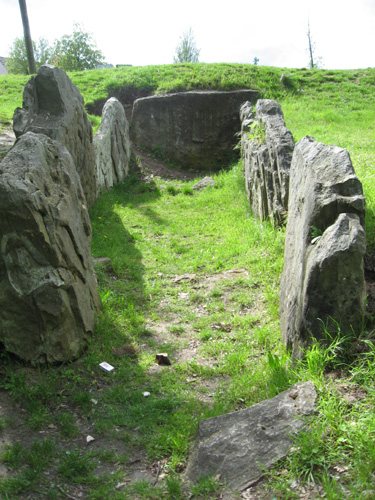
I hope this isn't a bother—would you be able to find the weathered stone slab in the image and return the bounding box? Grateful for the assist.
[13,64,97,207]
[186,381,317,491]
[280,136,366,358]
[192,176,215,190]
[131,89,258,171]
[0,132,100,364]
[241,99,294,225]
[93,97,130,194]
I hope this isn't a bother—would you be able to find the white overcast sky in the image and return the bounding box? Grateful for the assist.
[0,0,374,70]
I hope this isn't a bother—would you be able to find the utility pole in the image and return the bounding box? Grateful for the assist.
[18,0,36,74]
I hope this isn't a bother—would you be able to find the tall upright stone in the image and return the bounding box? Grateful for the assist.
[13,64,97,207]
[0,132,100,364]
[93,97,130,194]
[280,136,366,358]
[241,99,294,225]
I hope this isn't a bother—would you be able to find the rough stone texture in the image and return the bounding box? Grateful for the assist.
[241,99,294,225]
[192,176,215,190]
[131,90,258,171]
[13,64,97,207]
[186,381,317,492]
[93,97,130,194]
[0,128,15,160]
[280,136,366,358]
[0,132,100,364]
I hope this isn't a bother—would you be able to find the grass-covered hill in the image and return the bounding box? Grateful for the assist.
[2,64,375,246]
[1,63,375,499]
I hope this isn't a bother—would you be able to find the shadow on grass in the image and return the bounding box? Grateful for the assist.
[89,172,166,354]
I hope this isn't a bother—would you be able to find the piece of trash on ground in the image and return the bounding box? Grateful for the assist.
[99,361,115,372]
[156,353,172,366]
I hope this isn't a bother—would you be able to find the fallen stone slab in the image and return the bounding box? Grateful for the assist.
[185,381,317,491]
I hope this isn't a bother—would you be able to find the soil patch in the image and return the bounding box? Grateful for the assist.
[130,144,202,182]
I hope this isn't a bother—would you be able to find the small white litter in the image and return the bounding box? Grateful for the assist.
[99,361,114,372]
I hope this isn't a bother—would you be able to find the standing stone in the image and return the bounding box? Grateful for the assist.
[93,97,130,194]
[0,132,100,364]
[131,90,258,171]
[186,381,317,492]
[280,136,366,358]
[241,99,294,225]
[13,64,97,207]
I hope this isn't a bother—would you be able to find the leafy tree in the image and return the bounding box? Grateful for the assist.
[6,37,51,74]
[173,28,200,63]
[6,24,105,75]
[50,23,105,71]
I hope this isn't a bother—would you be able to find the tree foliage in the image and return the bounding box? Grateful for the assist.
[6,23,105,74]
[50,23,105,72]
[6,37,51,74]
[173,28,200,64]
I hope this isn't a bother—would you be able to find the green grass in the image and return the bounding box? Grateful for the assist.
[0,73,28,125]
[3,64,374,121]
[281,73,375,248]
[69,63,292,111]
[1,64,375,499]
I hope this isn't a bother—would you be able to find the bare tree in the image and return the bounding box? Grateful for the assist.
[174,28,200,63]
[307,19,323,69]
[18,0,36,74]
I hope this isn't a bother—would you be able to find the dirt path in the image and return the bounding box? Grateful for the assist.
[130,144,201,182]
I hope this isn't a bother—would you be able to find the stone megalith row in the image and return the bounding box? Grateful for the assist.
[131,89,258,171]
[1,65,132,363]
[0,132,100,364]
[241,99,294,226]
[279,136,366,357]
[241,100,366,355]
[13,64,97,207]
[93,97,131,194]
